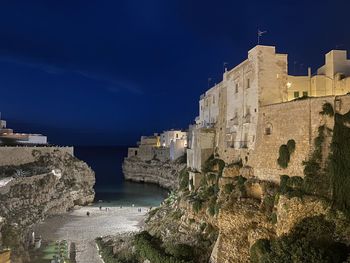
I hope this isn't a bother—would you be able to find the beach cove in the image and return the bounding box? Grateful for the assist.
[33,205,149,263]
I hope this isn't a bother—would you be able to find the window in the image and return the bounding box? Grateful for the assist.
[294,91,300,98]
[247,79,250,89]
[265,123,273,135]
[302,91,308,97]
[176,134,178,138]
[213,96,215,104]
[135,150,138,156]
[235,84,238,93]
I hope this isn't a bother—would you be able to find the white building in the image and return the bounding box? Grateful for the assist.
[0,117,48,145]
[160,130,187,147]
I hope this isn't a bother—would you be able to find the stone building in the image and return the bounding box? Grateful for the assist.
[287,50,350,100]
[188,45,350,182]
[127,130,188,162]
[0,117,47,145]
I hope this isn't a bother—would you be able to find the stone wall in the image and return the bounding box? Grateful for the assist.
[0,146,74,166]
[249,95,350,182]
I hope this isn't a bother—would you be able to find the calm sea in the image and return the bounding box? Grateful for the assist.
[74,146,169,207]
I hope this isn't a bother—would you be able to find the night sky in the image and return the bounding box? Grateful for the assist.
[0,0,349,146]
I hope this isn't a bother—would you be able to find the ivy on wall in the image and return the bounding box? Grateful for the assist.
[277,139,296,169]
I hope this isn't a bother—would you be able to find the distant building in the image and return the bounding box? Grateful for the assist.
[0,117,47,145]
[127,130,188,162]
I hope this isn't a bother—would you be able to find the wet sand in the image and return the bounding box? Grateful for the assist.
[34,206,148,263]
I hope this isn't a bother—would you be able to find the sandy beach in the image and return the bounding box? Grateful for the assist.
[33,205,149,263]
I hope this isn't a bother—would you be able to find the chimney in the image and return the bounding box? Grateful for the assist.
[308,67,312,77]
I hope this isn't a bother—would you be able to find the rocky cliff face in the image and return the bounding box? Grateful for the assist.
[122,157,186,190]
[0,149,95,262]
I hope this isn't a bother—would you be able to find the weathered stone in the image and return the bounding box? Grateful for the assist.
[122,157,185,190]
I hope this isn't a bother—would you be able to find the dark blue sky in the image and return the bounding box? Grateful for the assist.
[0,0,349,145]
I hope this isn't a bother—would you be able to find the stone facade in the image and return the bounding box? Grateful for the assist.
[188,45,350,183]
[249,94,350,182]
[187,128,215,172]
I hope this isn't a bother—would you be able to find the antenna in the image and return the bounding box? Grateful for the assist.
[223,62,228,73]
[208,78,212,88]
[257,29,267,45]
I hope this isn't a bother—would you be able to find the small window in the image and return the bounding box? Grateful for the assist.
[135,151,138,156]
[302,91,308,97]
[247,79,250,89]
[294,91,300,98]
[213,96,215,104]
[235,84,238,93]
[176,134,178,138]
[265,123,273,135]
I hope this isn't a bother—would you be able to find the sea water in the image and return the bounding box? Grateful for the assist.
[74,146,169,207]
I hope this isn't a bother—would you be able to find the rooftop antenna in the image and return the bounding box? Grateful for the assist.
[257,29,267,45]
[208,77,212,88]
[336,44,344,50]
[294,61,298,75]
[223,62,228,73]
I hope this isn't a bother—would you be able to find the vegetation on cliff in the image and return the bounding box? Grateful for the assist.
[251,216,348,263]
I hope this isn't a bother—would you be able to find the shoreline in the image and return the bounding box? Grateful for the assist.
[33,205,150,263]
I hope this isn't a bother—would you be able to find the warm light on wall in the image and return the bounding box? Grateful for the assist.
[287,82,292,88]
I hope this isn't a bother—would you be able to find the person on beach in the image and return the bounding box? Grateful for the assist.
[86,211,90,216]
[99,206,102,210]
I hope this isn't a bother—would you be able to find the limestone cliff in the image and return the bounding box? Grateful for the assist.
[122,156,186,190]
[0,149,95,262]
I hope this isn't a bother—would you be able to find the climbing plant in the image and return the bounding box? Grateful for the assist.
[328,111,350,215]
[277,139,296,169]
[319,102,334,117]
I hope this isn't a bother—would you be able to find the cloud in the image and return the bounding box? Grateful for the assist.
[0,54,144,95]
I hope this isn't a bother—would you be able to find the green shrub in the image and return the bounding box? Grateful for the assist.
[250,239,271,263]
[320,102,334,117]
[96,238,137,263]
[261,195,275,214]
[224,183,234,194]
[1,224,20,249]
[286,139,296,153]
[237,176,247,196]
[250,216,348,263]
[270,212,277,224]
[277,144,290,168]
[192,199,203,213]
[179,169,189,190]
[207,204,215,217]
[134,231,193,263]
[202,156,225,176]
[207,173,217,183]
[165,243,194,261]
[207,197,217,217]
